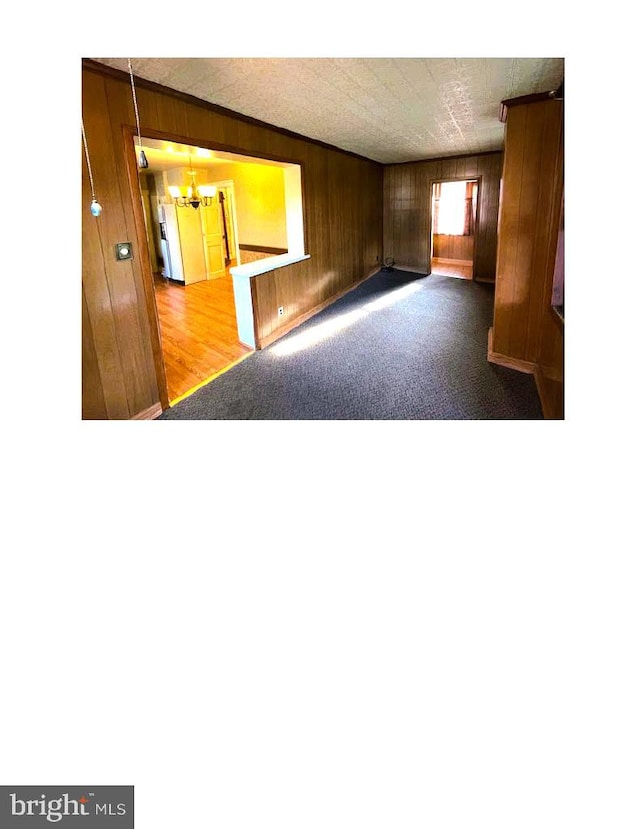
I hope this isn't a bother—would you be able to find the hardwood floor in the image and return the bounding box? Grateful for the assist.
[431,258,473,280]
[153,272,253,403]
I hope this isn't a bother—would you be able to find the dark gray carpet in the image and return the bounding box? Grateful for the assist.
[158,270,543,420]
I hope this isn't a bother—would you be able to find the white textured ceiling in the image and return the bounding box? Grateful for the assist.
[91,58,564,164]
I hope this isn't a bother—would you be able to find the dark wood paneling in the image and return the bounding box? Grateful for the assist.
[81,284,108,419]
[247,147,383,345]
[103,76,164,409]
[82,63,383,417]
[82,72,149,420]
[250,154,384,347]
[254,263,379,349]
[491,98,564,418]
[383,152,502,282]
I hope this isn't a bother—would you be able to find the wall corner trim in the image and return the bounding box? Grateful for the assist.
[499,90,561,122]
[486,327,537,374]
[131,402,163,420]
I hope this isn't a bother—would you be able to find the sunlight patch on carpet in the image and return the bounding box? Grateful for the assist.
[270,282,422,357]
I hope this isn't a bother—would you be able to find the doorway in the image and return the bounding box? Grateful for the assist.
[200,181,239,280]
[139,146,251,404]
[134,133,301,407]
[430,179,479,280]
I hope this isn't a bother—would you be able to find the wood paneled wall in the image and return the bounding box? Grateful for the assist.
[490,98,564,418]
[433,234,474,261]
[82,62,383,419]
[251,143,383,346]
[81,71,162,420]
[383,152,502,282]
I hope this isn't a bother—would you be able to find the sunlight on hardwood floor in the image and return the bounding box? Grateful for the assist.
[153,274,252,403]
[431,258,473,280]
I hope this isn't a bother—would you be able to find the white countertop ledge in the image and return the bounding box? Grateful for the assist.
[230,253,310,279]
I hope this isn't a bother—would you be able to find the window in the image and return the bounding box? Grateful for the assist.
[433,180,478,236]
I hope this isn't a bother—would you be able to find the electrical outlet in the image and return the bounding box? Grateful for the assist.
[278,306,284,317]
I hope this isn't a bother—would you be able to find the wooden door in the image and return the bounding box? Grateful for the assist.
[201,201,226,280]
[176,206,207,284]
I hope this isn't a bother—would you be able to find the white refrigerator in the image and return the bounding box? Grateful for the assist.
[158,203,184,282]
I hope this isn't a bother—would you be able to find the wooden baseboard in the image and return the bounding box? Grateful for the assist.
[432,257,473,267]
[488,330,563,419]
[538,363,563,383]
[131,402,163,420]
[393,265,431,276]
[487,327,536,374]
[534,367,564,420]
[257,267,381,349]
[474,276,495,284]
[533,367,550,419]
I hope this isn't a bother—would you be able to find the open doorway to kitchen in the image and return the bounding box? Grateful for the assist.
[135,135,303,405]
[430,179,479,280]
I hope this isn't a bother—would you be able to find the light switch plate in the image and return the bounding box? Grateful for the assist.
[115,242,133,261]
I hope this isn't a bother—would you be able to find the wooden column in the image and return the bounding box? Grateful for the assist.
[488,95,564,418]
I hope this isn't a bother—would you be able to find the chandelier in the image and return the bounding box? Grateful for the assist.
[168,153,216,209]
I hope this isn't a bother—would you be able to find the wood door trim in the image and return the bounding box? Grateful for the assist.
[131,402,163,420]
[130,124,310,264]
[429,175,482,282]
[121,124,170,410]
[385,150,503,168]
[122,122,313,409]
[136,124,311,169]
[499,90,561,122]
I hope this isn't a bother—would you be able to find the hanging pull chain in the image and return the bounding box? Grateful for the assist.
[128,58,148,168]
[82,119,102,217]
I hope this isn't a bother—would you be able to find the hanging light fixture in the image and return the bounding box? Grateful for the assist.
[168,152,216,209]
[128,59,148,169]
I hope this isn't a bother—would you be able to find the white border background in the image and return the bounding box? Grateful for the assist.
[2,8,638,828]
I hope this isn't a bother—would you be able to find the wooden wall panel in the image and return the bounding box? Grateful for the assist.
[490,97,564,419]
[492,100,563,364]
[433,234,474,261]
[134,86,160,132]
[82,71,159,419]
[383,152,502,281]
[81,282,108,420]
[81,159,129,418]
[247,147,384,346]
[82,63,383,418]
[103,76,164,405]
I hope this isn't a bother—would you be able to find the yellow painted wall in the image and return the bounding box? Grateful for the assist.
[202,161,288,249]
